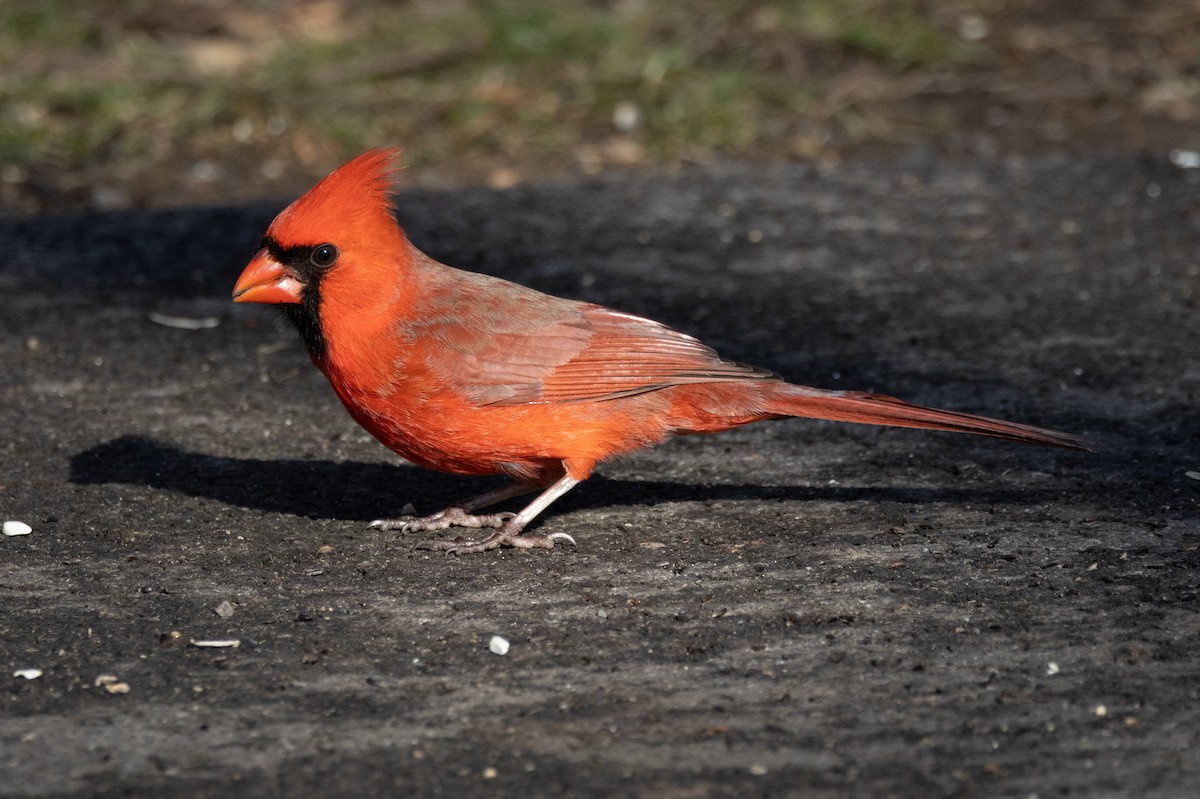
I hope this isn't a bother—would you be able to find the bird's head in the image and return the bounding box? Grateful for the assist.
[233,147,407,357]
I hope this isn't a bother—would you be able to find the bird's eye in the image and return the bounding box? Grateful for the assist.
[310,243,339,268]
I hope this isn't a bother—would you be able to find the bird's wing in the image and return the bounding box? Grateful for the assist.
[408,268,775,406]
[495,304,777,405]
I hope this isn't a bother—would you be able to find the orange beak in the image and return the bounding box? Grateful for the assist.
[232,248,304,304]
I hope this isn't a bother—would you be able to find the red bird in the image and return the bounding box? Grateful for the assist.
[233,149,1087,554]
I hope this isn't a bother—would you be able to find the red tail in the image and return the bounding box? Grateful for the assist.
[765,384,1090,451]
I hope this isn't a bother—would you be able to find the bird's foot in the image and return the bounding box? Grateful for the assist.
[368,507,514,533]
[369,473,581,554]
[414,523,577,555]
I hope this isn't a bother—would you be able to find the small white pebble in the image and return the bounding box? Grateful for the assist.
[612,100,641,132]
[482,767,498,779]
[1094,704,1108,718]
[1045,662,1060,676]
[749,763,768,776]
[148,312,220,330]
[90,185,131,211]
[488,635,510,656]
[957,14,990,41]
[231,118,254,143]
[13,669,42,680]
[94,674,130,694]
[1169,149,1200,169]
[189,639,241,648]
[189,159,220,183]
[1185,470,1200,481]
[3,521,32,537]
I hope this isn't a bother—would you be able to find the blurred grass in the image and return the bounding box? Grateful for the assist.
[0,0,1196,212]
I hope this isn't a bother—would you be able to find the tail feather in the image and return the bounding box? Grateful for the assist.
[766,385,1091,451]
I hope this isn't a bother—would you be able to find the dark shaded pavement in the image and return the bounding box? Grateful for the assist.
[1,154,1197,797]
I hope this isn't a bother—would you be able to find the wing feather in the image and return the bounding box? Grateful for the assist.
[522,307,774,405]
[408,268,775,406]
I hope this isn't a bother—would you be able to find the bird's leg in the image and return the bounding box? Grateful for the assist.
[415,473,581,554]
[368,481,537,533]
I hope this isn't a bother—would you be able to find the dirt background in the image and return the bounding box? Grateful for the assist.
[3,0,1198,214]
[2,151,1198,796]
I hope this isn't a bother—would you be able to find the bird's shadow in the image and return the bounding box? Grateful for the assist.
[70,435,1073,523]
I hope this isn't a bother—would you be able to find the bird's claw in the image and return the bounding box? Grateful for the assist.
[368,484,578,554]
[368,508,515,533]
[415,528,576,555]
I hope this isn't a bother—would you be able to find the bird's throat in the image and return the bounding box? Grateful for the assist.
[282,288,327,362]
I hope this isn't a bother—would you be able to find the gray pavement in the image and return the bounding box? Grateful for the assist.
[1,153,1197,797]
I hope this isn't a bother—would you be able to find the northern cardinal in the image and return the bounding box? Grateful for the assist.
[233,149,1087,554]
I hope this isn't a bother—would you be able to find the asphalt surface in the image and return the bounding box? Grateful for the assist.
[1,153,1197,798]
